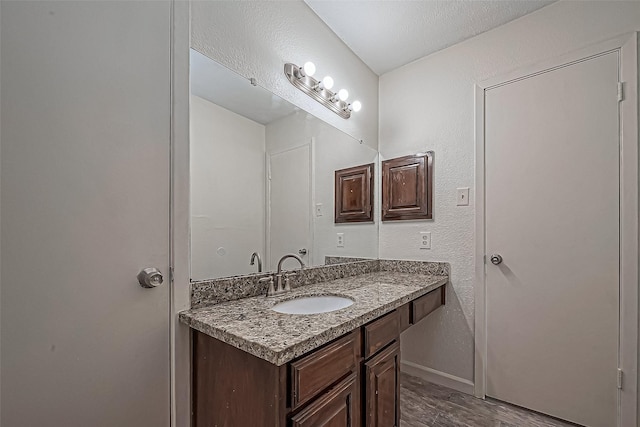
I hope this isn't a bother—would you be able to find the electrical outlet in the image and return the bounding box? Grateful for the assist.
[419,232,431,249]
[457,187,470,206]
[336,233,344,248]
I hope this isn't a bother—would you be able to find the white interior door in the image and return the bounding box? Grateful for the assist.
[1,2,171,425]
[485,52,620,427]
[268,145,312,270]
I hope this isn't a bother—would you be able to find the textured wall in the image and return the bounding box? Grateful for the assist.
[379,0,640,383]
[191,0,379,150]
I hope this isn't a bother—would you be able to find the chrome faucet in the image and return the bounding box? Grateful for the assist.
[250,252,262,273]
[271,253,304,295]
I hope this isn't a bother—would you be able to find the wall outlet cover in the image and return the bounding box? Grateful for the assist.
[419,231,431,249]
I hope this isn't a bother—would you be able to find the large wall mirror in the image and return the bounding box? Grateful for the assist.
[190,49,379,281]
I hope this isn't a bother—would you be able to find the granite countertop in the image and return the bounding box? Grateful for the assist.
[179,271,447,366]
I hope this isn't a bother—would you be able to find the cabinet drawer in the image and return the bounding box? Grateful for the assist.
[398,303,411,333]
[290,372,359,427]
[363,310,399,359]
[411,286,445,324]
[290,330,360,410]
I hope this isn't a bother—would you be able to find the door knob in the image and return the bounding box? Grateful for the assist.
[490,254,503,265]
[298,248,308,256]
[137,267,164,288]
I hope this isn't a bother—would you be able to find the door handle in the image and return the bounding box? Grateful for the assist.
[490,254,503,265]
[137,267,164,288]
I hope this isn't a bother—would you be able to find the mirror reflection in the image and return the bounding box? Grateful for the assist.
[190,49,378,281]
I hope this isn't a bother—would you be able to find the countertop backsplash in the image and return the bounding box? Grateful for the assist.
[190,258,450,309]
[324,256,374,265]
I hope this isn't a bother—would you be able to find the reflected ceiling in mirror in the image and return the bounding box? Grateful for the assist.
[191,49,297,125]
[190,49,378,281]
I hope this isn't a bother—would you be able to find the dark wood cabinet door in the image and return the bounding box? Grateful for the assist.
[290,373,360,427]
[365,342,400,427]
[381,153,433,221]
[335,163,374,223]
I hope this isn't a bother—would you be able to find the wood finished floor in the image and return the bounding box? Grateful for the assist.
[400,373,578,427]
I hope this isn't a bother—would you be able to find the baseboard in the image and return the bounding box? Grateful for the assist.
[401,360,475,395]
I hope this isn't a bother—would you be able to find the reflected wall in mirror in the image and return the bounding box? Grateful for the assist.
[190,49,379,281]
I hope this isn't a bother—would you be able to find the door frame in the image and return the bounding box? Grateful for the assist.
[265,142,314,270]
[473,33,638,426]
[170,0,192,426]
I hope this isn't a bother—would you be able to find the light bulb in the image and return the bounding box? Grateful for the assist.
[338,89,349,101]
[351,100,362,112]
[322,76,334,90]
[303,61,316,77]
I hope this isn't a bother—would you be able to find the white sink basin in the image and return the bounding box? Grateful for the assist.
[271,295,354,315]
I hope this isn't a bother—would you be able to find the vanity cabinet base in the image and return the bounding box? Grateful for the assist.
[193,332,288,427]
[192,284,446,427]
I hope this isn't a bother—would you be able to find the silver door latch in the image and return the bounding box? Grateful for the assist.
[137,267,164,288]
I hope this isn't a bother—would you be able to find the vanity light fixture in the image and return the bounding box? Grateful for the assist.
[284,61,361,119]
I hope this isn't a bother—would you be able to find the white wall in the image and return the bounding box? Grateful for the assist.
[190,95,266,280]
[265,112,379,266]
[191,0,379,150]
[379,0,640,384]
[312,126,379,264]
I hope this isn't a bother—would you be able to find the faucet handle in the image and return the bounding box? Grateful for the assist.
[283,275,291,292]
[283,271,299,292]
[283,271,299,279]
[258,276,275,297]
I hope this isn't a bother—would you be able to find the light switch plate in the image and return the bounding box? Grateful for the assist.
[457,187,470,206]
[420,232,431,249]
[315,203,323,217]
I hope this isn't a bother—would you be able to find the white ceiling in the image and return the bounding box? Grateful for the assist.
[304,0,555,75]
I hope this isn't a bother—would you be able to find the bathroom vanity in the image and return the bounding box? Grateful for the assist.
[184,46,449,427]
[180,261,448,427]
